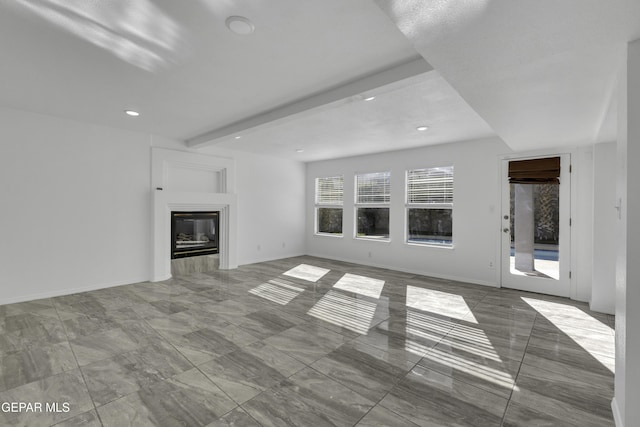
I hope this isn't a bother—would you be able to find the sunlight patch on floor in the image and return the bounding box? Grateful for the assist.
[283,264,330,283]
[307,290,377,335]
[406,286,477,323]
[248,279,304,305]
[440,323,505,362]
[406,309,458,338]
[522,297,615,373]
[402,309,456,355]
[421,346,516,390]
[333,273,385,299]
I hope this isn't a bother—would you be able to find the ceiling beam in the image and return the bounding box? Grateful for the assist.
[186,55,432,148]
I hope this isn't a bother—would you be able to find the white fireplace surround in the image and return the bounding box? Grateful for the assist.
[151,148,238,281]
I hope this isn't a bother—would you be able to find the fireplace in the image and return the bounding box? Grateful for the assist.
[171,211,219,259]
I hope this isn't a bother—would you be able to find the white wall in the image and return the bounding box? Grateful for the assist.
[613,44,628,427]
[306,137,508,286]
[0,107,307,304]
[591,142,617,314]
[200,147,307,266]
[166,165,220,193]
[624,38,640,427]
[574,146,594,302]
[0,107,152,304]
[613,38,640,427]
[307,137,597,299]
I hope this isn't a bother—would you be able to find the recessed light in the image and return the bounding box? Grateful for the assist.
[364,96,376,101]
[234,136,241,139]
[295,149,304,153]
[124,110,140,117]
[416,126,429,131]
[226,16,255,35]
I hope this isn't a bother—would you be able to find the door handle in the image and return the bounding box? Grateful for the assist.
[503,228,510,233]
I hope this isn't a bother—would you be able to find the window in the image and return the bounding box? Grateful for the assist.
[315,176,343,235]
[406,166,453,246]
[355,171,390,239]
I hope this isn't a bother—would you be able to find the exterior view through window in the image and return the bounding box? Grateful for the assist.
[508,157,561,280]
[355,171,390,239]
[406,166,453,246]
[315,176,343,235]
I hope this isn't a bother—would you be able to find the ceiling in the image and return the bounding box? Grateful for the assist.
[202,70,495,162]
[1,0,639,161]
[375,0,640,151]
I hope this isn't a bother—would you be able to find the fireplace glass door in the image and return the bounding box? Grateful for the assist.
[171,212,219,259]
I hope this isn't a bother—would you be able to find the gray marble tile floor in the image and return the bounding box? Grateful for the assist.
[0,255,615,426]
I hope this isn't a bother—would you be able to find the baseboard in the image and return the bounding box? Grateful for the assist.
[0,276,150,306]
[238,252,307,268]
[305,252,499,287]
[612,397,623,427]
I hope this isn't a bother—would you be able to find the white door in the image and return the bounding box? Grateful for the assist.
[500,154,571,297]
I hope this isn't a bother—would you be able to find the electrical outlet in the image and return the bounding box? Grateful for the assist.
[489,261,494,268]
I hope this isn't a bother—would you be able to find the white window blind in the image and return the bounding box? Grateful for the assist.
[407,167,453,205]
[316,176,344,205]
[356,172,390,204]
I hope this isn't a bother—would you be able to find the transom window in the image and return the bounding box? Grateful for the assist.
[355,171,390,240]
[315,176,344,235]
[406,166,454,246]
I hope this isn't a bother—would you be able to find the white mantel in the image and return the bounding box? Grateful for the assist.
[151,148,238,281]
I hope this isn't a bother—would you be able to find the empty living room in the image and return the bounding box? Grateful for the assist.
[0,1,639,426]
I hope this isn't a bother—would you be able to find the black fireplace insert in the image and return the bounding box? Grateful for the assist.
[171,211,219,259]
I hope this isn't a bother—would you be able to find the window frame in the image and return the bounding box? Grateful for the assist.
[314,175,344,237]
[405,166,454,247]
[354,171,391,241]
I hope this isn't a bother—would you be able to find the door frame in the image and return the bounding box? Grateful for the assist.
[498,152,573,297]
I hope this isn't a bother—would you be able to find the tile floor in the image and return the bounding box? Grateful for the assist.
[0,256,616,426]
